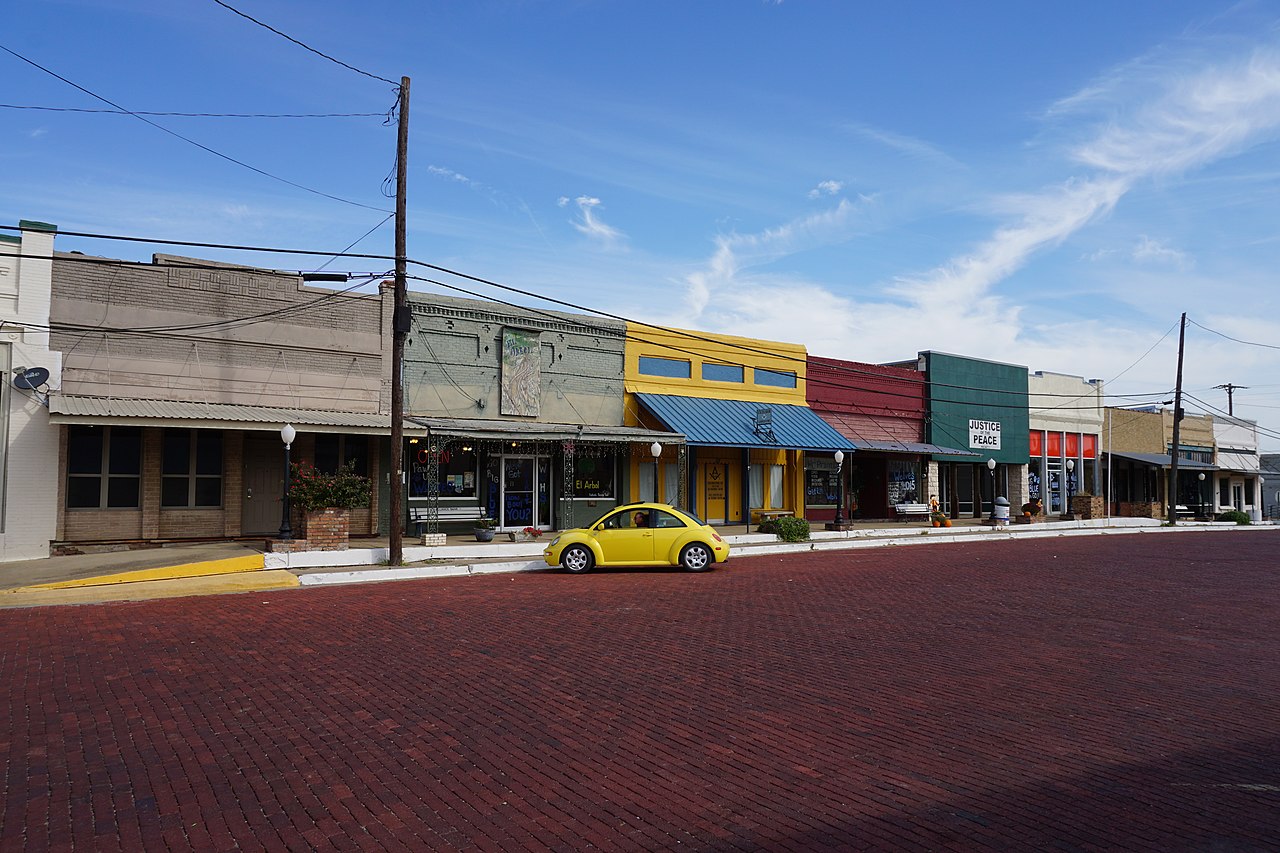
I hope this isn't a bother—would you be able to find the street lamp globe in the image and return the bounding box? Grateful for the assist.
[281,423,296,447]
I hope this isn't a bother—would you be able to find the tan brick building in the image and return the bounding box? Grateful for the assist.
[47,248,393,549]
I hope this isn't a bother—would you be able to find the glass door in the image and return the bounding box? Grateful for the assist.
[500,455,552,530]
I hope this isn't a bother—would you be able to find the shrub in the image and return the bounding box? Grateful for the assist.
[475,517,497,530]
[288,461,371,511]
[1215,509,1251,525]
[772,516,811,542]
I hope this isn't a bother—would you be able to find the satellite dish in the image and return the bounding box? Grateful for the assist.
[14,367,49,390]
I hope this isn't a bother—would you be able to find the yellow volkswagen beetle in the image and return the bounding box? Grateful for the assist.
[542,502,730,574]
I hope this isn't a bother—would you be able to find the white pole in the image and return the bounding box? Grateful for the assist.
[1105,408,1112,522]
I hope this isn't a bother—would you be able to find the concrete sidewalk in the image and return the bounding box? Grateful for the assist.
[2,516,1267,609]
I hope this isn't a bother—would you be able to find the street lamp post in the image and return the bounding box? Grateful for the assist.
[650,442,662,503]
[833,450,845,527]
[986,458,996,518]
[1197,472,1206,520]
[278,423,296,541]
[1066,458,1075,516]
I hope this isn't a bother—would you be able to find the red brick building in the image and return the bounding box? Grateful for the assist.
[806,356,934,520]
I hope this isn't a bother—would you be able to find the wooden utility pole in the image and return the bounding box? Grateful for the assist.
[1167,312,1187,525]
[1214,382,1248,416]
[389,76,410,566]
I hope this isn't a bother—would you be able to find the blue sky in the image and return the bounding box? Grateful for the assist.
[4,0,1280,449]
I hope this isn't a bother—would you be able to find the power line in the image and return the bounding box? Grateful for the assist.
[1183,393,1280,442]
[210,0,399,87]
[1188,317,1280,351]
[2,220,1179,404]
[0,43,391,214]
[0,104,385,118]
[307,213,395,273]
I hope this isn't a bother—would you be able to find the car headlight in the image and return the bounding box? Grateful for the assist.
[547,536,560,547]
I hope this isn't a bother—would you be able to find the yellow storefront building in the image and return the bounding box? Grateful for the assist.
[623,325,853,525]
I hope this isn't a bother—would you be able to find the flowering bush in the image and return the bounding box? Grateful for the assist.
[522,526,543,538]
[288,461,371,512]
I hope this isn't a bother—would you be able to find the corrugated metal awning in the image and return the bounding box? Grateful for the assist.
[1216,451,1260,473]
[635,393,854,452]
[49,395,408,435]
[850,439,981,457]
[410,416,683,444]
[811,411,977,456]
[1106,450,1217,471]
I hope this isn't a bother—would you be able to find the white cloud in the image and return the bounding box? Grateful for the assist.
[842,122,961,168]
[1064,49,1280,178]
[807,180,843,199]
[1131,235,1191,267]
[29,128,48,139]
[427,165,482,189]
[567,195,624,246]
[673,42,1280,397]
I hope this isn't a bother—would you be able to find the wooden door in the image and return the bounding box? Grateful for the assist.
[242,437,284,534]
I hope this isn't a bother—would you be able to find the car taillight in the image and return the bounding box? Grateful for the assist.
[712,533,723,542]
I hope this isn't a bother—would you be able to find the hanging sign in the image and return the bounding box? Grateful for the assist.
[969,419,1002,450]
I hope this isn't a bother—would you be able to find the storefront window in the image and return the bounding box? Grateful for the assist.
[886,460,920,505]
[805,463,839,508]
[67,426,142,509]
[769,465,784,509]
[409,444,477,498]
[573,454,614,498]
[161,429,223,508]
[315,434,369,476]
[749,466,764,508]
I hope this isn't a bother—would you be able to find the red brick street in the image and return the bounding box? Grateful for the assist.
[3,531,1278,851]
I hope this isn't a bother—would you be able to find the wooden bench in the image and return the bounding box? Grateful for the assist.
[893,503,931,522]
[409,505,484,533]
[754,509,795,524]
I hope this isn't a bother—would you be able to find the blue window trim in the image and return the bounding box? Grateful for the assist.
[754,368,797,388]
[638,356,691,379]
[701,362,744,383]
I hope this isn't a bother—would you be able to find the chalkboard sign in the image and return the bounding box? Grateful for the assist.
[805,468,839,506]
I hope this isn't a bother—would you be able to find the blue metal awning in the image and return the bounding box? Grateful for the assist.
[635,393,855,451]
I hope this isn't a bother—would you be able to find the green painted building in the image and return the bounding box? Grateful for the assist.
[910,352,1030,519]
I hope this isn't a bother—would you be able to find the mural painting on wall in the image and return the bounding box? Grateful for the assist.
[501,328,542,417]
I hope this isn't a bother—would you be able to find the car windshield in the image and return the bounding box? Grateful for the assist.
[672,508,708,526]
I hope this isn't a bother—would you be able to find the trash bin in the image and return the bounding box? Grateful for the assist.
[994,496,1010,525]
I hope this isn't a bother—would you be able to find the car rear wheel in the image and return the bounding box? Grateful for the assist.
[680,542,713,572]
[562,545,595,574]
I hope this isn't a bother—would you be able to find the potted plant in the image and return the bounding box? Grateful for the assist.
[474,517,497,542]
[287,461,371,550]
[509,526,544,543]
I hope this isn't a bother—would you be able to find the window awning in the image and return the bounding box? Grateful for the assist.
[410,416,683,445]
[849,439,981,457]
[1106,450,1217,471]
[48,394,407,435]
[810,411,976,456]
[1217,451,1260,473]
[634,393,854,452]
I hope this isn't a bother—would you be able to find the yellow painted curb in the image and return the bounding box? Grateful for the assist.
[17,554,266,591]
[0,570,299,609]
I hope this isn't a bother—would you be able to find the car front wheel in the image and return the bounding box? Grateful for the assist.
[679,543,714,573]
[562,545,595,574]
